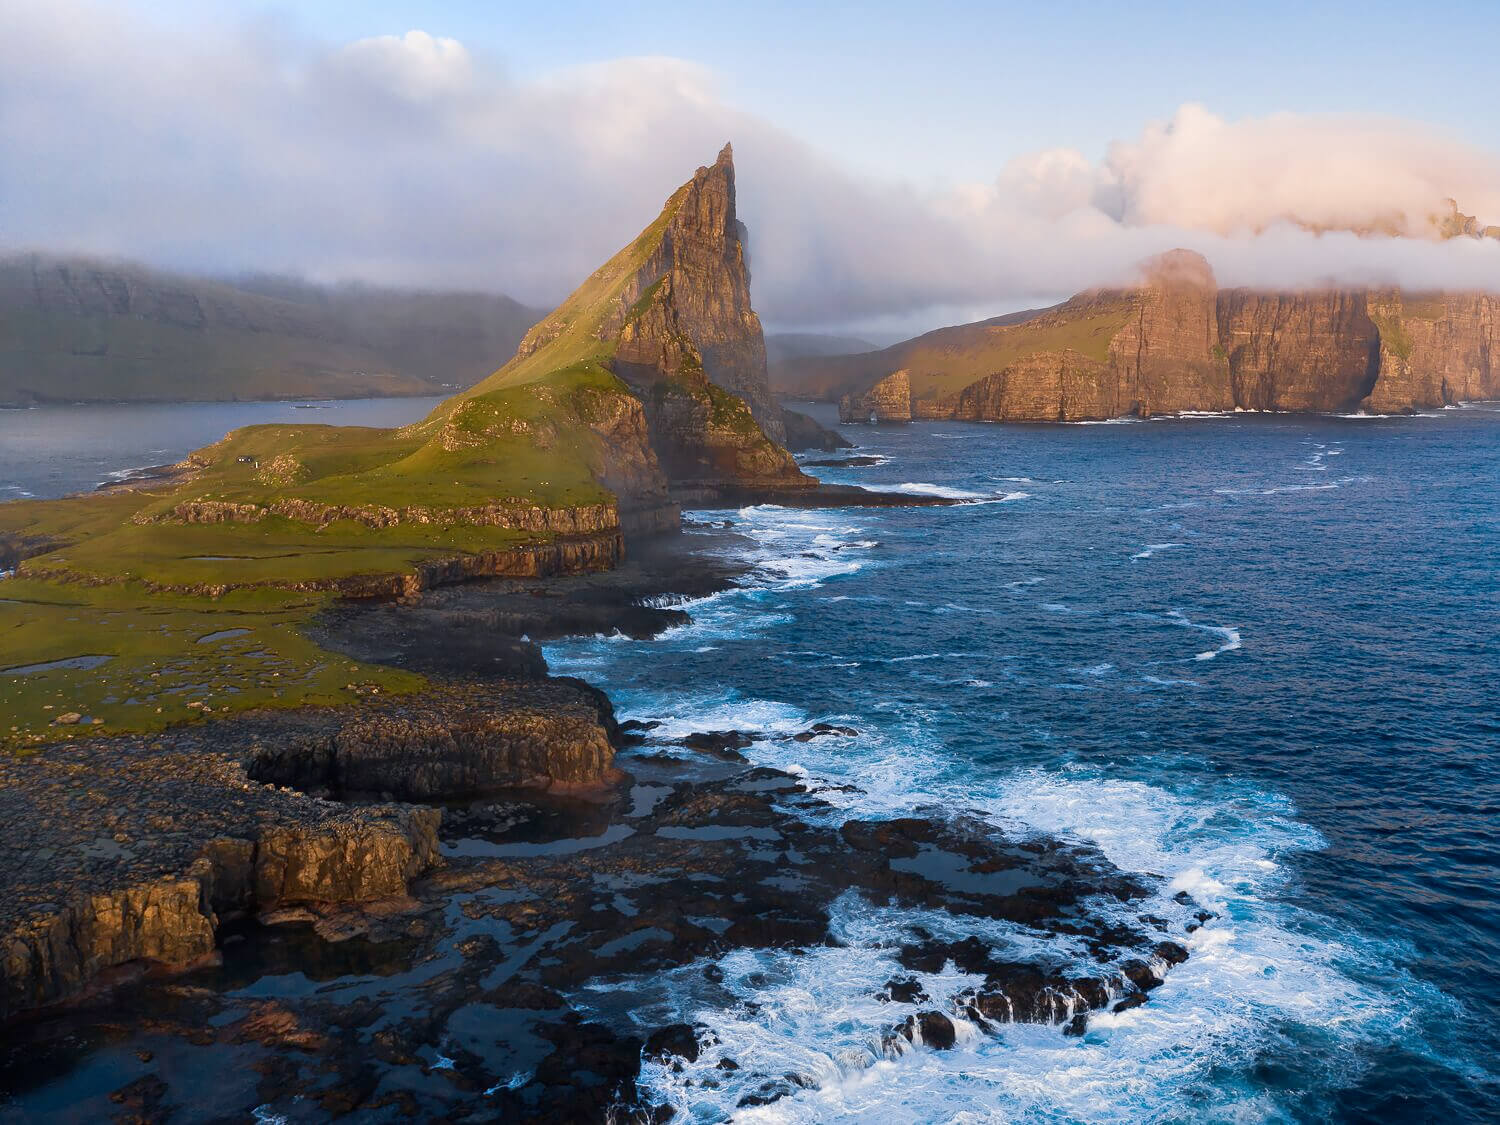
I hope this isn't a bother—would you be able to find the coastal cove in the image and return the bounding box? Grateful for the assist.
[2,402,1496,1120]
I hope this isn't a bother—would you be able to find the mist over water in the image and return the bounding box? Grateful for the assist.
[547,404,1500,1121]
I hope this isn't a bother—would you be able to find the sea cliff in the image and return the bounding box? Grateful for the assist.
[815,251,1498,423]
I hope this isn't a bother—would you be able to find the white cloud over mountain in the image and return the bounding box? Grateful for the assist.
[2,2,1496,329]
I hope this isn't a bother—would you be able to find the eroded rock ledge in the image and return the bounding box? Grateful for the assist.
[0,679,618,1020]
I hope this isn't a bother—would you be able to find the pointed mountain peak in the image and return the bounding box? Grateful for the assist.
[715,142,734,167]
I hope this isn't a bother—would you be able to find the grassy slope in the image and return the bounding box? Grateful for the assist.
[769,303,1132,402]
[454,186,684,404]
[0,380,610,745]
[903,305,1132,401]
[0,577,421,750]
[0,168,789,749]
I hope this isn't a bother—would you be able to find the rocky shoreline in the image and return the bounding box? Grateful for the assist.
[0,509,1205,1120]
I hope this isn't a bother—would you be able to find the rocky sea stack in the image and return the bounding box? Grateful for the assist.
[0,147,866,1021]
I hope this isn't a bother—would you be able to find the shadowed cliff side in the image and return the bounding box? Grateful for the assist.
[0,256,544,405]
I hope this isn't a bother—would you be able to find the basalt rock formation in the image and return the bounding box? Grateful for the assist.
[247,689,618,800]
[0,678,617,1018]
[821,250,1497,423]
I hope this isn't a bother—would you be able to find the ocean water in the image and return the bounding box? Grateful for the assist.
[0,397,445,501]
[545,404,1500,1122]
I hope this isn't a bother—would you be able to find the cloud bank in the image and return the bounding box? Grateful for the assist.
[2,3,1497,330]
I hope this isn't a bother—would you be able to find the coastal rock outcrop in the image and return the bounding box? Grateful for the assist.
[1,809,440,1019]
[1364,290,1500,412]
[797,249,1498,422]
[247,694,617,799]
[781,406,854,451]
[0,677,614,1019]
[607,146,812,488]
[1108,249,1233,416]
[840,369,914,422]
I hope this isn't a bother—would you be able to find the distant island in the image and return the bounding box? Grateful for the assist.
[774,250,1499,422]
[0,256,545,405]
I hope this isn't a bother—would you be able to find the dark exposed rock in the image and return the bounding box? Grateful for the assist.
[0,674,621,1019]
[246,691,617,800]
[781,407,852,452]
[1154,940,1190,966]
[643,1022,702,1064]
[1120,958,1165,992]
[903,1010,957,1049]
[678,730,754,761]
[108,1072,168,1113]
[880,977,929,1004]
[800,455,884,467]
[3,746,1202,1119]
[791,722,860,742]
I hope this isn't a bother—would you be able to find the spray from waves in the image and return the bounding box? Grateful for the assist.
[544,505,881,678]
[546,487,1482,1121]
[587,708,1465,1122]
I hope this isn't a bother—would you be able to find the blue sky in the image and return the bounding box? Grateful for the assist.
[4,0,1498,330]
[138,0,1499,185]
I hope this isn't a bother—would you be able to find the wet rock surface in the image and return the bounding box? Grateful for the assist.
[0,513,1209,1118]
[0,736,1205,1120]
[0,677,610,1021]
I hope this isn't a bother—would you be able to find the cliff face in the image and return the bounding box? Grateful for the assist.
[1365,291,1500,412]
[653,145,786,443]
[949,351,1116,422]
[829,250,1497,424]
[1219,290,1379,412]
[1108,250,1233,416]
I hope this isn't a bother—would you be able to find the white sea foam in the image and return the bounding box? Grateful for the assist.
[1131,542,1184,560]
[618,692,809,741]
[1165,609,1243,661]
[600,749,1460,1122]
[545,496,1475,1120]
[892,482,989,499]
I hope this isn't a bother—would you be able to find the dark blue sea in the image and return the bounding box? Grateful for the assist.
[4,398,1498,1121]
[542,402,1500,1121]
